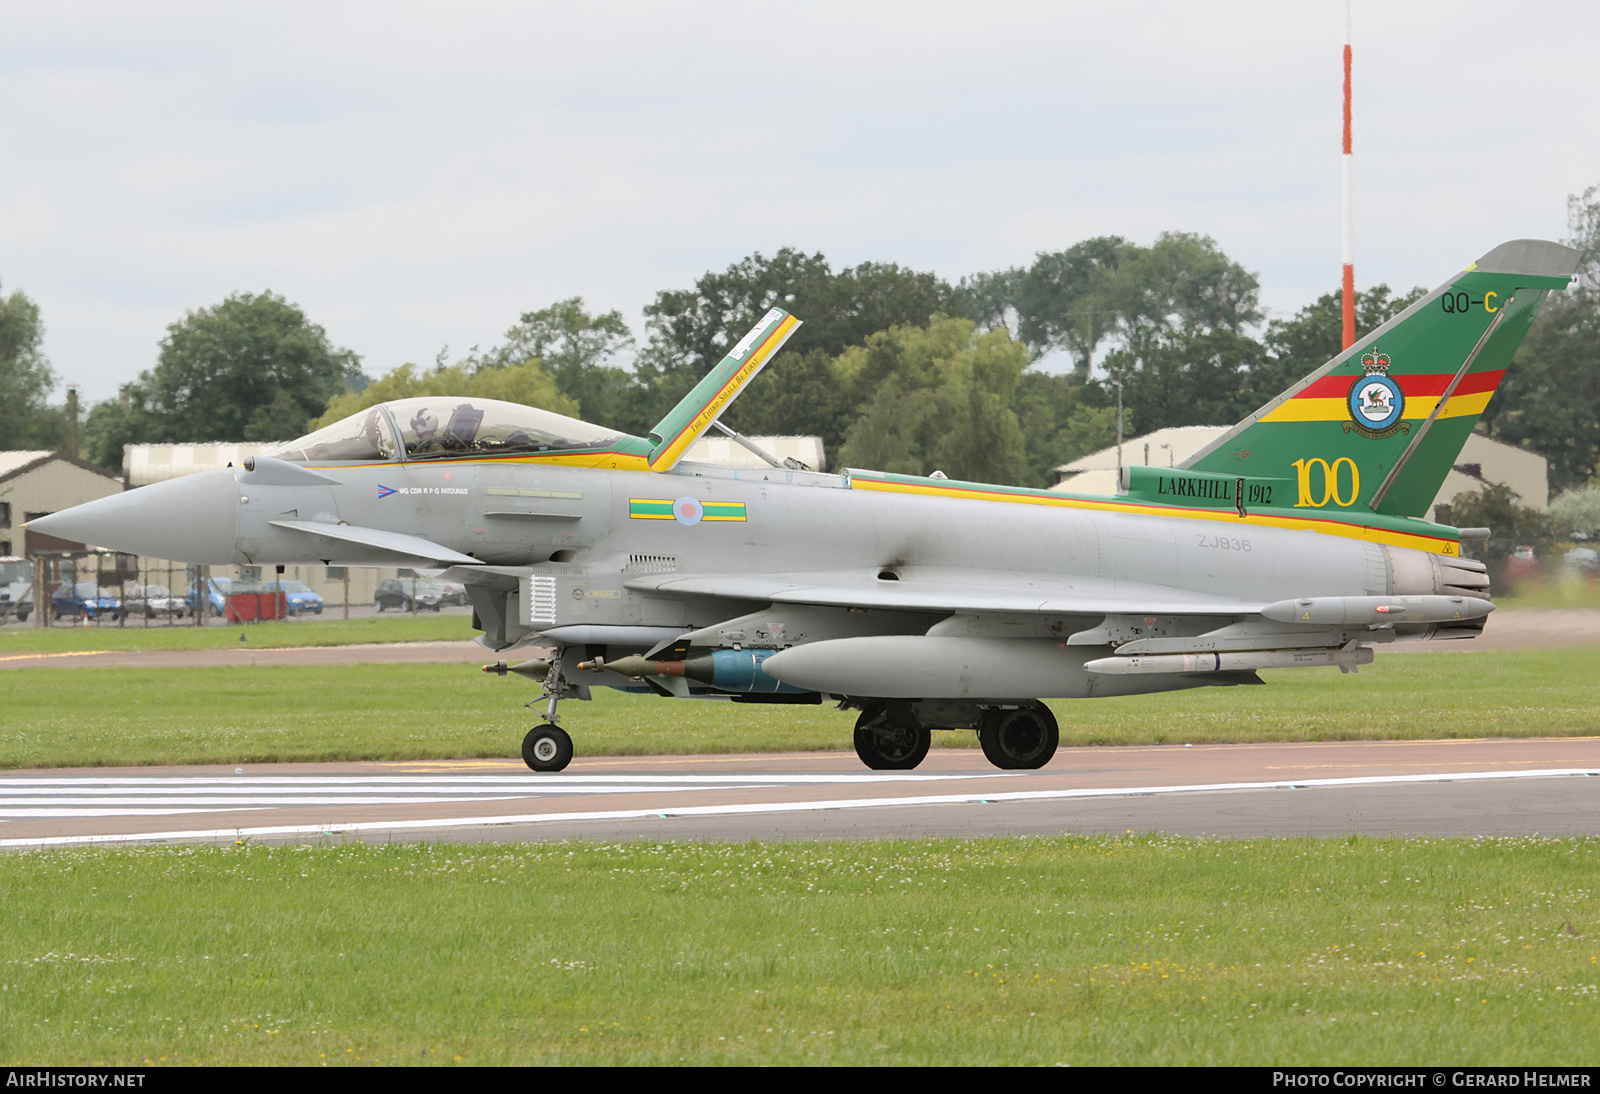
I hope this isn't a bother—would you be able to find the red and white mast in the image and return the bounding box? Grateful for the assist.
[1341,1,1356,350]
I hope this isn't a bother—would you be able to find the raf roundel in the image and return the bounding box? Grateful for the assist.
[672,496,704,526]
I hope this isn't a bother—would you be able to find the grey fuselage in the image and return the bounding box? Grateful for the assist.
[70,450,1478,706]
[230,458,1370,600]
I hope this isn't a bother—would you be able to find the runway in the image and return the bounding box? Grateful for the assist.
[4,736,1597,847]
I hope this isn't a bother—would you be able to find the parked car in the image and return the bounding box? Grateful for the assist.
[123,584,188,618]
[52,582,121,621]
[1505,545,1541,580]
[431,580,469,607]
[259,579,325,615]
[374,577,443,612]
[186,576,257,617]
[0,556,33,623]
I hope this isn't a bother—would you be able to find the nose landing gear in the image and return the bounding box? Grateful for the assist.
[522,654,575,772]
[522,724,574,772]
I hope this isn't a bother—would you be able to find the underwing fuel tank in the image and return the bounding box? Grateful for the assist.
[759,636,1242,700]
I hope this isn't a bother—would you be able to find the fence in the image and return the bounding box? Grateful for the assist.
[4,553,466,628]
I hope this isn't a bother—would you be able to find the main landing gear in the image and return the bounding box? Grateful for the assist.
[977,704,1059,770]
[851,700,1060,771]
[853,704,931,770]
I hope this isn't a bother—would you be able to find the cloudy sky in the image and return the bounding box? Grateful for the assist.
[3,1,1595,403]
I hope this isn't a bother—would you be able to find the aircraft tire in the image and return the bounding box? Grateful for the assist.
[852,705,930,770]
[522,724,573,772]
[978,704,1059,770]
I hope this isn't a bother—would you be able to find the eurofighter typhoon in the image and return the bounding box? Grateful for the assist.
[28,240,1578,771]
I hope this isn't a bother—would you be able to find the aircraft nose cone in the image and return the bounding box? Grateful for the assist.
[25,469,241,564]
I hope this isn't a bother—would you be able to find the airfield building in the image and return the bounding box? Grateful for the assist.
[0,450,124,558]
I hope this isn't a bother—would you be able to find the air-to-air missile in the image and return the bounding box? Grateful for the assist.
[24,241,1580,773]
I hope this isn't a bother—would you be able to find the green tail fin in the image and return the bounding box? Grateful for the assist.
[1184,240,1578,518]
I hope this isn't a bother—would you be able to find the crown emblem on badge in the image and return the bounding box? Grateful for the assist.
[1359,348,1392,375]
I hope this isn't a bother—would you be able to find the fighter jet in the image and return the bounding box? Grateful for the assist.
[27,240,1578,772]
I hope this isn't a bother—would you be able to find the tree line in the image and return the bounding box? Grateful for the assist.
[4,195,1599,504]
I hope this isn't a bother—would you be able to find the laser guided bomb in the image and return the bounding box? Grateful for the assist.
[26,241,1578,772]
[576,650,804,695]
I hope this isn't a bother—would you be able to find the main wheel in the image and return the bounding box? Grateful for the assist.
[522,724,574,772]
[978,705,1059,770]
[852,705,930,770]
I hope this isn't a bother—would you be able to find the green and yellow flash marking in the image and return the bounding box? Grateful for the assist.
[629,498,747,523]
[848,473,1460,555]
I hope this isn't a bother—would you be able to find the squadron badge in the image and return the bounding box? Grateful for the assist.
[1343,348,1410,438]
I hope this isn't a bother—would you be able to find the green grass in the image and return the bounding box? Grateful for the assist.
[0,838,1594,1065]
[0,613,475,654]
[1495,577,1600,611]
[2,646,1598,768]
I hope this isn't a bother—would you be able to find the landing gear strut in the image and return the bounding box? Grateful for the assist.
[522,653,576,772]
[852,704,930,770]
[977,704,1059,770]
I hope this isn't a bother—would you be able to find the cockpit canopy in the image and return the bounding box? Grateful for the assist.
[266,397,623,463]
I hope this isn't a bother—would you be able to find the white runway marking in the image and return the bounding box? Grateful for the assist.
[2,767,1593,847]
[0,774,983,787]
[0,772,996,819]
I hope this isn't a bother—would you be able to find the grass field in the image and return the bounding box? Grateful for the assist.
[1496,576,1600,611]
[4,630,1597,1067]
[0,613,474,654]
[0,837,1594,1065]
[1,645,1598,768]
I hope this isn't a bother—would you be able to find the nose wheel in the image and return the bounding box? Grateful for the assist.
[522,724,573,772]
